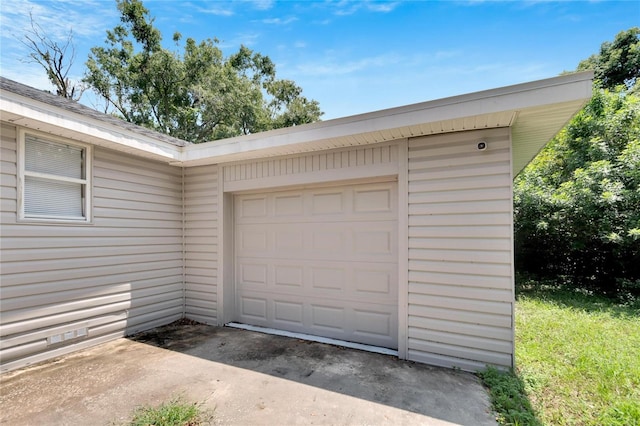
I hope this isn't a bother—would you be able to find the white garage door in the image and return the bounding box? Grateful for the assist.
[234,181,398,349]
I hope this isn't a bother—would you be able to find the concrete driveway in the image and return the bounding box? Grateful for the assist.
[0,323,497,425]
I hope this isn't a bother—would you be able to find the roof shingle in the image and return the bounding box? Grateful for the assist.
[0,76,190,147]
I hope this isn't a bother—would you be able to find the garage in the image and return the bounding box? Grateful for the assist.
[234,181,398,349]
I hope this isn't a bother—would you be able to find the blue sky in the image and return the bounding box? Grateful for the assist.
[1,0,638,119]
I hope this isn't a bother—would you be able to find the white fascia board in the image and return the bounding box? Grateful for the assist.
[0,93,182,162]
[2,71,592,167]
[181,72,594,165]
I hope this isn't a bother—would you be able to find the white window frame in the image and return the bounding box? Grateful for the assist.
[17,129,92,223]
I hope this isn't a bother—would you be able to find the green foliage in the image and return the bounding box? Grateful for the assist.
[518,28,640,296]
[128,397,210,426]
[577,27,640,91]
[84,0,322,143]
[514,86,640,295]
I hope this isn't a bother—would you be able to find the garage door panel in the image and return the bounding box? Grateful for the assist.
[274,228,304,251]
[234,181,398,349]
[238,228,267,251]
[236,184,397,225]
[273,193,304,216]
[311,229,345,253]
[310,304,345,330]
[237,223,397,262]
[237,212,396,225]
[273,300,304,325]
[354,309,394,337]
[353,187,393,213]
[238,262,268,287]
[236,294,398,348]
[237,259,397,303]
[311,191,345,215]
[354,228,394,256]
[274,264,304,288]
[237,195,268,218]
[354,268,393,296]
[310,266,345,291]
[239,296,267,321]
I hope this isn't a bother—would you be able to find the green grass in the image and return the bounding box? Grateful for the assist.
[481,284,640,426]
[128,397,211,426]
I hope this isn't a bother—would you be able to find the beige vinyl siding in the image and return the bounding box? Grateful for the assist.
[223,143,398,184]
[407,128,514,371]
[1,124,18,220]
[1,124,184,372]
[184,165,218,324]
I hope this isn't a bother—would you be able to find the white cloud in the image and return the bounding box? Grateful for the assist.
[261,16,298,25]
[1,65,54,91]
[295,52,402,76]
[366,2,400,13]
[218,32,261,49]
[1,0,114,39]
[331,0,400,16]
[250,0,275,10]
[0,0,116,94]
[195,4,234,16]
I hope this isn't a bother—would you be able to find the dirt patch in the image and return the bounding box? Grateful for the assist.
[129,322,213,351]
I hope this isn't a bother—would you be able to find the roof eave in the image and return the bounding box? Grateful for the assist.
[2,72,593,169]
[178,71,593,167]
[0,90,183,163]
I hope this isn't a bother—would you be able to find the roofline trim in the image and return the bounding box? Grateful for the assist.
[1,71,593,166]
[1,90,183,161]
[180,71,593,164]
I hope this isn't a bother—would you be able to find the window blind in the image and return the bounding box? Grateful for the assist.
[22,134,88,220]
[25,136,84,179]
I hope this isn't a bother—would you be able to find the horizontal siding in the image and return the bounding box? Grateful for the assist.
[0,124,184,372]
[223,143,398,183]
[183,165,218,324]
[407,128,514,371]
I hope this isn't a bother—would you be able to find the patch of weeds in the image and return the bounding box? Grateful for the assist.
[478,366,541,426]
[128,397,212,426]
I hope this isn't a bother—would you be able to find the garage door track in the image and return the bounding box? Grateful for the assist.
[0,323,497,425]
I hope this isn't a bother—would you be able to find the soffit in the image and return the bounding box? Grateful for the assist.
[178,72,593,168]
[511,99,588,176]
[178,112,517,167]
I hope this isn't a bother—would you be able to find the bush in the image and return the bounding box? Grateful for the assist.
[514,87,640,296]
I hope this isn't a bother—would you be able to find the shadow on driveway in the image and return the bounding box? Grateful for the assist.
[0,322,497,425]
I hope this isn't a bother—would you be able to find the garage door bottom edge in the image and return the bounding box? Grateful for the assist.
[225,322,398,357]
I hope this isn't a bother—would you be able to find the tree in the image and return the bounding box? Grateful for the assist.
[84,0,322,143]
[577,27,640,91]
[21,12,84,100]
[514,88,640,295]
[515,28,640,296]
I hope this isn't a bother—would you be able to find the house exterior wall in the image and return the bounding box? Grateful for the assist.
[407,128,514,370]
[1,122,514,373]
[218,132,515,371]
[184,165,219,324]
[0,123,184,372]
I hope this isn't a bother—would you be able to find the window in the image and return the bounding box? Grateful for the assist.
[19,131,91,222]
